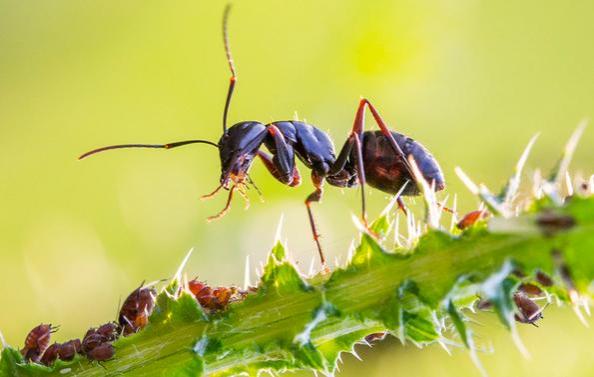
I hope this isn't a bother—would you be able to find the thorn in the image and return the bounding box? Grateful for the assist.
[553,120,587,188]
[504,133,540,206]
[381,181,409,218]
[346,239,355,262]
[565,172,574,197]
[438,340,452,355]
[274,213,285,244]
[393,214,402,248]
[0,329,6,349]
[449,194,459,232]
[409,156,440,229]
[510,324,531,360]
[173,248,194,285]
[350,348,362,361]
[351,214,369,235]
[455,167,479,195]
[308,257,316,276]
[244,255,251,290]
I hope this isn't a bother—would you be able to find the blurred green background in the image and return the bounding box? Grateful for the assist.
[1,1,593,376]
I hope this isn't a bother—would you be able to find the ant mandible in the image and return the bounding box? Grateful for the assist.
[79,4,445,267]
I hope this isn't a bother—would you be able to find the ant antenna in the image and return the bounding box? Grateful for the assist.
[79,139,218,160]
[222,3,237,134]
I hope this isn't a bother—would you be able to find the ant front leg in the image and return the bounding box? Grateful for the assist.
[257,151,301,187]
[258,124,301,186]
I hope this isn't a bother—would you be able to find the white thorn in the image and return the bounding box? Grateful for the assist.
[589,175,594,195]
[244,255,251,290]
[351,348,362,361]
[346,239,355,262]
[532,169,543,199]
[505,133,540,206]
[455,167,479,195]
[450,194,459,232]
[308,257,316,276]
[555,121,587,188]
[573,303,590,327]
[293,111,300,121]
[381,181,409,217]
[351,213,368,234]
[173,248,194,284]
[274,213,285,244]
[468,335,488,377]
[409,156,440,228]
[565,172,574,197]
[394,213,402,248]
[510,324,531,359]
[0,329,6,349]
[438,340,452,355]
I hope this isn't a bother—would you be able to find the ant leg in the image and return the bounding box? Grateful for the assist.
[352,133,368,224]
[305,171,326,267]
[397,197,409,216]
[358,99,417,181]
[257,151,301,187]
[201,184,224,201]
[265,124,296,183]
[207,185,237,222]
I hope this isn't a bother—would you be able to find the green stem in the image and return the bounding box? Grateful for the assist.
[3,197,594,377]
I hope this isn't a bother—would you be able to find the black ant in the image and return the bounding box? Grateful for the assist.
[79,4,445,267]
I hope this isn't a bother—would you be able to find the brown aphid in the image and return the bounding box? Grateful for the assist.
[476,299,493,310]
[188,279,245,311]
[518,283,543,296]
[21,324,57,363]
[82,333,104,355]
[457,209,489,230]
[96,322,120,342]
[536,211,576,236]
[40,343,60,366]
[514,292,544,326]
[365,332,387,343]
[57,339,82,361]
[536,271,554,287]
[86,343,115,362]
[119,284,157,336]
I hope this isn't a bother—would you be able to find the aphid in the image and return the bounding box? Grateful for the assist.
[517,283,543,296]
[79,5,445,267]
[96,322,120,342]
[40,343,59,366]
[365,332,387,343]
[119,284,157,335]
[536,211,576,236]
[85,343,115,362]
[57,339,82,361]
[82,333,104,355]
[21,324,57,363]
[457,209,489,230]
[536,271,554,287]
[513,292,545,326]
[188,279,245,311]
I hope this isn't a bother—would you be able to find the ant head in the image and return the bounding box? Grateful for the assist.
[217,121,267,188]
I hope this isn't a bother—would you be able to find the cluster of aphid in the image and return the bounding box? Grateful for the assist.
[187,278,247,312]
[20,284,155,365]
[20,280,244,366]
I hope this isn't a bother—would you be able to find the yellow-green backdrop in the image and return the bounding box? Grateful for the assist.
[1,1,593,376]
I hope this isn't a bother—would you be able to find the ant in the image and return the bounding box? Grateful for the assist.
[79,4,445,267]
